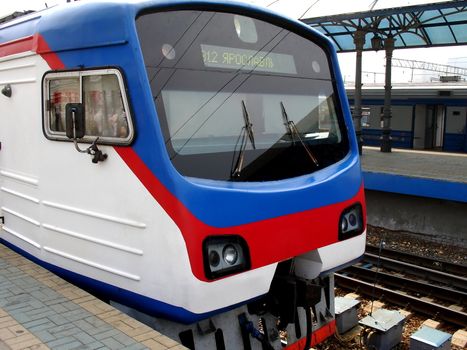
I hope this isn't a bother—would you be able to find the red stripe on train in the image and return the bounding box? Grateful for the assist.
[284,320,336,350]
[35,34,65,69]
[114,147,366,281]
[0,34,64,69]
[0,36,35,57]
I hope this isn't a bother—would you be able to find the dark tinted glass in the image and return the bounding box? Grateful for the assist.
[137,10,349,181]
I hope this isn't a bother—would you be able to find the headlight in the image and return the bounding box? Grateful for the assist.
[203,236,250,279]
[223,245,238,265]
[341,217,348,232]
[338,204,364,241]
[209,250,221,267]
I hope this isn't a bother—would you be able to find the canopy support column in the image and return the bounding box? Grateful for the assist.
[353,29,365,155]
[381,35,394,153]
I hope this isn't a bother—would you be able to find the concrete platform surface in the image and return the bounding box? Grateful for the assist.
[362,146,467,184]
[0,243,186,350]
[361,147,467,202]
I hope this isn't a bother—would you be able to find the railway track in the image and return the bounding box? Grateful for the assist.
[363,252,467,291]
[365,244,467,277]
[335,247,467,327]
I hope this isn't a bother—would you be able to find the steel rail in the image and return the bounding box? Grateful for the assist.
[363,253,467,292]
[343,265,466,306]
[335,273,467,327]
[366,245,467,277]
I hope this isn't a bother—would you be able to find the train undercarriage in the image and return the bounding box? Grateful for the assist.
[112,261,336,350]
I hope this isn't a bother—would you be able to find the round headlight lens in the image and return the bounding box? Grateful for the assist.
[209,250,220,267]
[341,217,348,232]
[223,245,238,265]
[349,213,357,226]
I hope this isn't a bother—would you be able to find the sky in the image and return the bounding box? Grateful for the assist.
[1,0,466,84]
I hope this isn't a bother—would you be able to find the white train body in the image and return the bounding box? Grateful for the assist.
[0,1,366,348]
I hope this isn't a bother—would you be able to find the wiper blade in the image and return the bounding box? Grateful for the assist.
[231,100,256,178]
[280,101,295,143]
[280,101,319,167]
[242,100,256,149]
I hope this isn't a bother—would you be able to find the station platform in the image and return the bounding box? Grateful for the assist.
[0,243,185,350]
[361,146,467,203]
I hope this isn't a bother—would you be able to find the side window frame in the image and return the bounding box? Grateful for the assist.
[42,68,135,145]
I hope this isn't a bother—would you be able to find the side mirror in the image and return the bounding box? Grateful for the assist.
[65,103,85,139]
[64,102,107,164]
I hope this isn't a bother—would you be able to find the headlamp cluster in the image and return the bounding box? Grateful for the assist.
[338,203,364,240]
[203,236,250,280]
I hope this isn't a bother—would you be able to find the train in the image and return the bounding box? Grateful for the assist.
[347,84,467,153]
[0,1,366,349]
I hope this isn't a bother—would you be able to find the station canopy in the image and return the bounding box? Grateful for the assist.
[301,0,467,52]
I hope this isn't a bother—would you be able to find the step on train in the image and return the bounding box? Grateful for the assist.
[0,1,366,348]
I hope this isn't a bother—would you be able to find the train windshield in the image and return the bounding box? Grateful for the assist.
[137,10,349,181]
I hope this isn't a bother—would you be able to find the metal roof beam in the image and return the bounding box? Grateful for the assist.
[302,1,467,53]
[302,1,466,24]
[392,58,467,76]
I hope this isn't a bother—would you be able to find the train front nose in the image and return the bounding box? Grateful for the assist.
[294,229,367,280]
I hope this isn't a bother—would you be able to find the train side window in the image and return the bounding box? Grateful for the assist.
[83,75,129,139]
[49,78,80,132]
[361,107,371,127]
[43,69,134,145]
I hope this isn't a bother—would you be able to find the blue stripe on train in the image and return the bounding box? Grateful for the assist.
[362,129,413,149]
[443,133,467,152]
[0,16,39,44]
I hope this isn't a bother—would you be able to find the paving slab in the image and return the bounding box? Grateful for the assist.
[0,243,185,350]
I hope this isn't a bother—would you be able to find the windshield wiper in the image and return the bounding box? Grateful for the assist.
[280,101,319,167]
[231,100,256,178]
[242,99,256,149]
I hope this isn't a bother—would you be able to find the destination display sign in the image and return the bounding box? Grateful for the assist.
[201,44,297,74]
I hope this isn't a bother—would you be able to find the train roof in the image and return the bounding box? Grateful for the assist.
[345,82,467,105]
[346,82,467,93]
[0,0,332,58]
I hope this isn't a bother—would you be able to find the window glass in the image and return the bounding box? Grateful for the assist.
[446,107,466,134]
[49,78,80,132]
[361,107,371,127]
[137,10,348,181]
[83,75,129,138]
[44,70,133,144]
